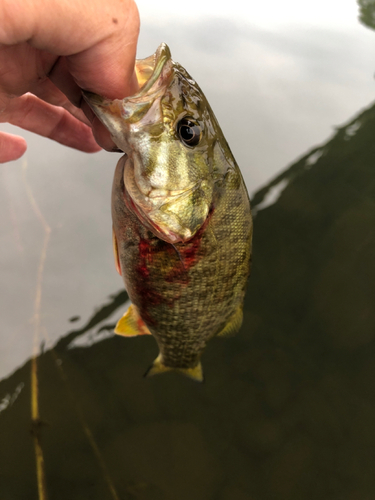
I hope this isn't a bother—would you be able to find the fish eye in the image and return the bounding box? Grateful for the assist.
[177,118,201,147]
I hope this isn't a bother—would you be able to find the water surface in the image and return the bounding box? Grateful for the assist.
[1,7,375,499]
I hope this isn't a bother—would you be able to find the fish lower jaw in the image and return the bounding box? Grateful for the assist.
[147,212,193,243]
[123,187,186,243]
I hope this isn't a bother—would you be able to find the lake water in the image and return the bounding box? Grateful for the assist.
[1,4,375,499]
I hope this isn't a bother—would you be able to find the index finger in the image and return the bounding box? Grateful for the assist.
[62,0,140,149]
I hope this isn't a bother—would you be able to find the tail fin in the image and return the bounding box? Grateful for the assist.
[144,355,204,382]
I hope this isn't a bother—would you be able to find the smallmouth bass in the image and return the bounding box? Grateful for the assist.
[83,43,252,381]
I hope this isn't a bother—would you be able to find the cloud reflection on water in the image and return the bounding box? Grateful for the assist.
[0,15,374,379]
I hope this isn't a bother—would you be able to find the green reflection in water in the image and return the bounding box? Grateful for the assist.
[1,103,375,499]
[358,0,375,31]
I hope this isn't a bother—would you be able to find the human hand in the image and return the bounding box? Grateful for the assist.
[0,0,139,163]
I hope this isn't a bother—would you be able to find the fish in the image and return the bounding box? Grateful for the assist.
[82,43,253,382]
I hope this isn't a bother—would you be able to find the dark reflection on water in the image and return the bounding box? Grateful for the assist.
[55,290,128,351]
[1,100,375,499]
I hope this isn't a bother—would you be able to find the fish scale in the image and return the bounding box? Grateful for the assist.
[83,43,252,381]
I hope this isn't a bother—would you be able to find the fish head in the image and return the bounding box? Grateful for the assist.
[83,43,221,243]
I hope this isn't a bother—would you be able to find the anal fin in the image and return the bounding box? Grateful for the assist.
[115,304,152,337]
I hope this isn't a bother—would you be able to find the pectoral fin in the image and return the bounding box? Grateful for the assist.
[115,304,152,337]
[216,306,243,337]
[144,355,204,382]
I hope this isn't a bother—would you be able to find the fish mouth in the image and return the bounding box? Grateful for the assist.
[81,43,173,151]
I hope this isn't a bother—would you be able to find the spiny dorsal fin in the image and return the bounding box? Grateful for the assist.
[145,355,204,382]
[216,305,243,337]
[114,304,152,337]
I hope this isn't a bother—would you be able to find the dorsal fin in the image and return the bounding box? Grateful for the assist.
[216,305,243,337]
